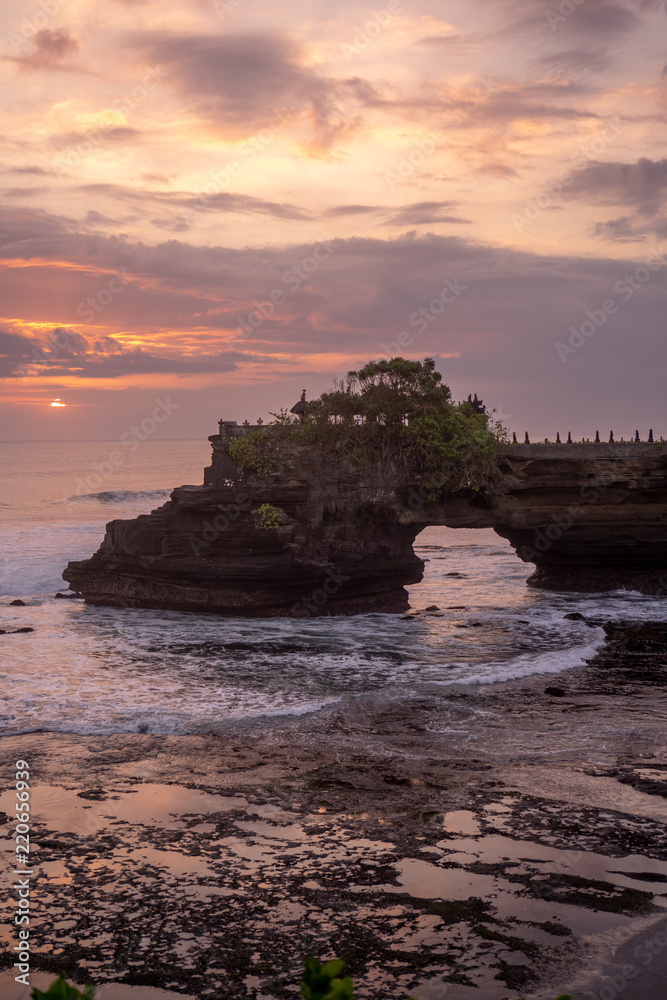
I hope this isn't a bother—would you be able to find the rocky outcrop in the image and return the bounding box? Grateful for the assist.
[63,431,667,615]
[494,444,667,595]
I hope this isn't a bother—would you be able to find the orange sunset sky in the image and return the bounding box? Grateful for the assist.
[1,0,666,440]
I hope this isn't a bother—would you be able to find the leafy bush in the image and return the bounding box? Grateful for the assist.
[229,429,271,477]
[31,975,95,1000]
[253,503,285,529]
[301,957,356,1000]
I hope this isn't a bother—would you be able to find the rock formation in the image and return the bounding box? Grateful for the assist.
[63,428,667,615]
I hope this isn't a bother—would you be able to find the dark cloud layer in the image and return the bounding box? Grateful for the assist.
[567,157,667,210]
[6,29,81,73]
[74,183,312,225]
[129,31,362,151]
[0,325,248,379]
[1,208,666,409]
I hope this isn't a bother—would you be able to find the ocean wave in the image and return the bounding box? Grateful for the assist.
[427,633,607,688]
[66,489,172,505]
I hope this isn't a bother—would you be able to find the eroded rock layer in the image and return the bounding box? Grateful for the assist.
[63,435,667,614]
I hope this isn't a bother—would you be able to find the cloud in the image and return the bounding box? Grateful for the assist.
[4,187,51,199]
[74,182,312,224]
[535,48,612,79]
[6,29,81,73]
[591,214,667,243]
[0,325,247,379]
[0,207,665,411]
[129,31,365,153]
[4,166,53,176]
[380,202,471,226]
[493,0,644,40]
[567,157,667,210]
[323,205,379,218]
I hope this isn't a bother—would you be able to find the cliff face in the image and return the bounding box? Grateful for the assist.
[493,444,667,594]
[63,433,667,616]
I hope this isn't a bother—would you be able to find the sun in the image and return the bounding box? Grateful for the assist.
[50,399,67,407]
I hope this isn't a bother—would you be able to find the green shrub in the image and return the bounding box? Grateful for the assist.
[253,503,285,529]
[31,975,95,1000]
[301,957,356,1000]
[229,429,271,477]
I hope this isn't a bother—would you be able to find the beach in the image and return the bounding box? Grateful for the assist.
[2,621,666,1000]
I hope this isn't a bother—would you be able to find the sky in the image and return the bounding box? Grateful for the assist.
[1,0,666,441]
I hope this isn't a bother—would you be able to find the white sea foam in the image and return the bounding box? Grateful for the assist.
[66,488,172,504]
[426,633,607,688]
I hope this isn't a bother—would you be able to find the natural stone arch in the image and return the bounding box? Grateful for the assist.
[64,436,667,615]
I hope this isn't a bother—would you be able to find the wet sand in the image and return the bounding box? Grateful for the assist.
[1,622,667,1000]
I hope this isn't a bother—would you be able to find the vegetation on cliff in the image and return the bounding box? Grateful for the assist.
[229,357,506,494]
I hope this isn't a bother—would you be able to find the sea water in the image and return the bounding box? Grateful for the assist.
[0,440,662,737]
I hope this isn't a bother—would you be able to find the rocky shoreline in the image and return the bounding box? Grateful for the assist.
[1,621,666,1000]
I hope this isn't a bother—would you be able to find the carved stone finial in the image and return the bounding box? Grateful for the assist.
[635,430,640,442]
[524,432,530,444]
[649,429,654,443]
[512,431,518,444]
[567,431,573,444]
[595,430,600,443]
[257,417,263,425]
[609,430,614,443]
[556,431,561,443]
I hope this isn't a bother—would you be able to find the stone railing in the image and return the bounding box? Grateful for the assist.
[509,430,662,446]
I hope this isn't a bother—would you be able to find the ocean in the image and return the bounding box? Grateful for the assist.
[0,439,663,739]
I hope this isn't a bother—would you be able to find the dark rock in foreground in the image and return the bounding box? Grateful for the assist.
[63,432,667,616]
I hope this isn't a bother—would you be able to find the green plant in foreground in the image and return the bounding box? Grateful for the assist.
[300,958,573,1000]
[36,964,574,1000]
[301,957,356,1000]
[253,502,285,529]
[31,975,95,1000]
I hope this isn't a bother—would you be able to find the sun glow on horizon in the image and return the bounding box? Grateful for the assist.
[50,399,67,407]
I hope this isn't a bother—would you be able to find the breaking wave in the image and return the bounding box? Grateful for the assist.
[66,489,172,505]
